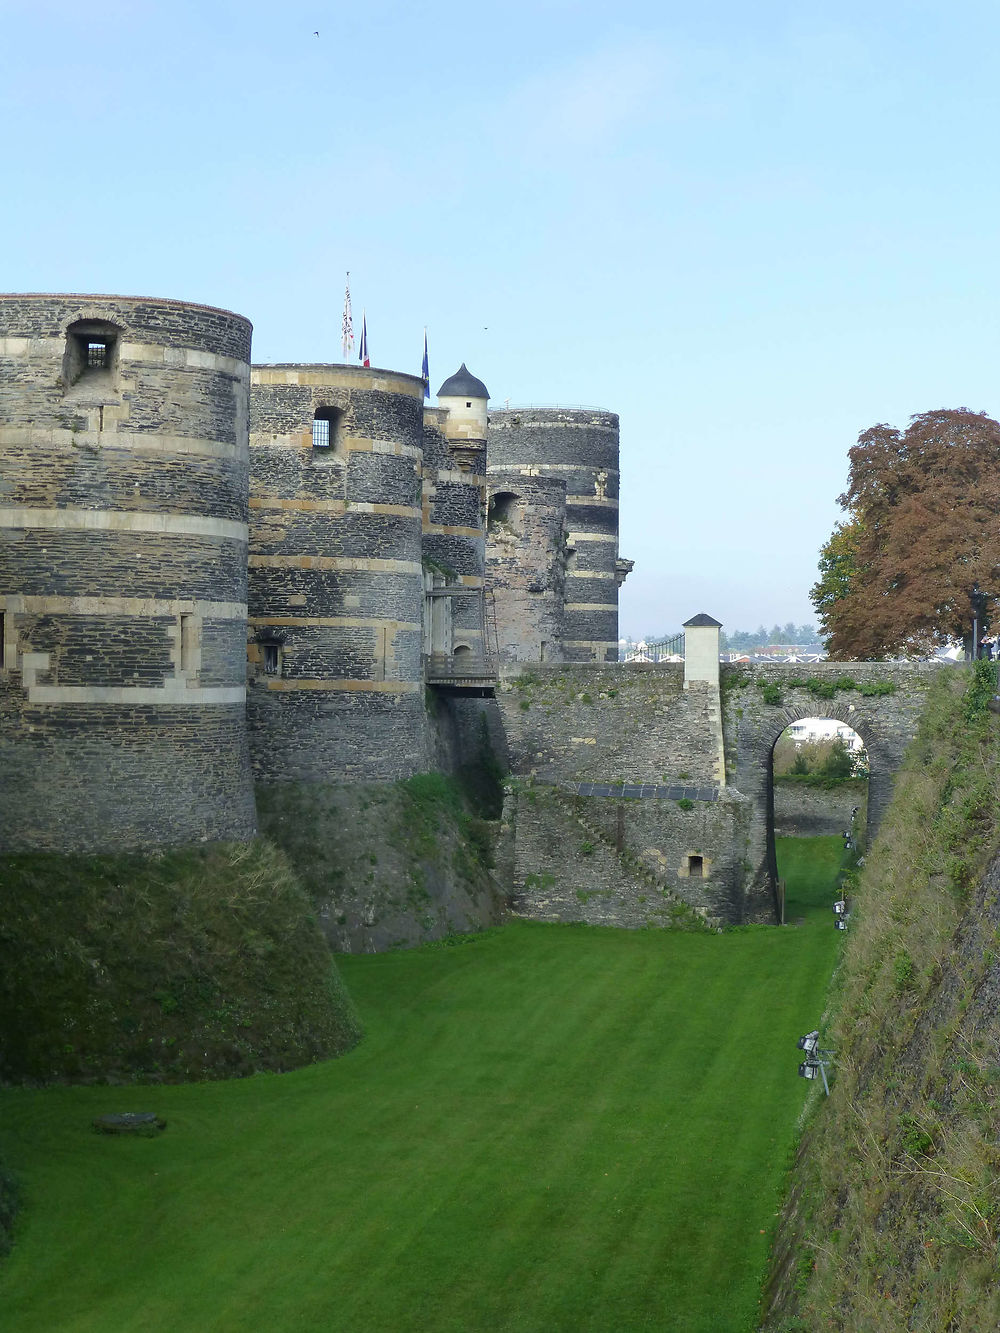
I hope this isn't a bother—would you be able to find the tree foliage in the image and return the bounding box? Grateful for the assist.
[812,409,1000,658]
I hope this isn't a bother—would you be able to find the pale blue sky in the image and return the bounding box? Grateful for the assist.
[4,1,999,637]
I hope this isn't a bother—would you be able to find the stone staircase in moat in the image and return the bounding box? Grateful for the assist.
[514,782,723,933]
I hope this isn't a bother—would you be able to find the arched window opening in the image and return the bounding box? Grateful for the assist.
[312,406,342,450]
[487,491,520,534]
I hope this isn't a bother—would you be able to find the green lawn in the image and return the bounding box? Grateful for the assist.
[0,841,841,1333]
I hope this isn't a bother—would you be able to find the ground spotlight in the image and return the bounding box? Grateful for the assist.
[795,1030,835,1095]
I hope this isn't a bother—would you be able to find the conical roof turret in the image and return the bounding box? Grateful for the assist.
[437,363,489,400]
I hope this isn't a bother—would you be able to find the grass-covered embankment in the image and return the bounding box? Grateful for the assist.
[1,875,840,1333]
[257,773,503,951]
[765,662,1000,1331]
[0,841,361,1085]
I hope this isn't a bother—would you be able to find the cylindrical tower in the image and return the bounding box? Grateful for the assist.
[487,408,626,662]
[485,472,567,663]
[248,364,426,782]
[0,293,256,852]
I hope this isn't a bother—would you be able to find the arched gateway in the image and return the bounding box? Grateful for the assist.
[726,662,941,919]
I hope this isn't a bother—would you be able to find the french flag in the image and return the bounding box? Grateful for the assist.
[359,311,370,368]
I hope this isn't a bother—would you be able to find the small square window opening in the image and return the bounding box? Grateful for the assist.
[87,341,109,369]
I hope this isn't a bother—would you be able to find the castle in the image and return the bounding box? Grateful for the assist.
[0,293,631,854]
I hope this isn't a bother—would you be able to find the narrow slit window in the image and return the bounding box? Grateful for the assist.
[263,643,281,676]
[179,614,199,674]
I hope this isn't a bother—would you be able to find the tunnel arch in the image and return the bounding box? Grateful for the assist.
[724,663,938,923]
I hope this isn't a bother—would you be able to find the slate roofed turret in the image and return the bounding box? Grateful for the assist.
[683,613,723,628]
[437,363,490,400]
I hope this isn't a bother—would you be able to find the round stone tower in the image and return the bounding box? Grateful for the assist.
[485,472,567,663]
[248,364,426,782]
[0,292,256,852]
[487,408,628,662]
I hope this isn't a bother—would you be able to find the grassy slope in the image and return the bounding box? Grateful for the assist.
[766,664,1000,1331]
[0,841,361,1084]
[0,864,840,1333]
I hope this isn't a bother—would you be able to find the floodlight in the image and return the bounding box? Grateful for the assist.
[798,1061,819,1080]
[797,1030,819,1055]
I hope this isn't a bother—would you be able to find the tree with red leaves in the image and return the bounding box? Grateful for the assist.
[812,409,1000,659]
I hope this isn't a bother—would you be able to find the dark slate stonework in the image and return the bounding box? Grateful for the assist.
[723,661,938,915]
[0,294,252,359]
[486,409,623,663]
[0,294,255,853]
[486,472,567,664]
[0,443,248,521]
[5,532,248,603]
[248,366,428,785]
[248,688,426,784]
[0,688,256,852]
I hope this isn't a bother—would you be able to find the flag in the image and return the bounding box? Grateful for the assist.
[341,273,354,362]
[359,310,369,367]
[421,329,429,400]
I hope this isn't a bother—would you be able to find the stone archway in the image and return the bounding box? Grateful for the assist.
[723,663,939,921]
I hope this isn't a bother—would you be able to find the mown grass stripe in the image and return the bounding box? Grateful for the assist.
[1,845,841,1333]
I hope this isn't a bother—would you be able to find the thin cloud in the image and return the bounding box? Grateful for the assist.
[497,41,669,159]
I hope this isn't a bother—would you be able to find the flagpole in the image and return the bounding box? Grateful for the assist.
[341,272,354,363]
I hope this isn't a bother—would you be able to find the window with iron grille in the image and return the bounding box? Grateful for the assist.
[313,406,341,449]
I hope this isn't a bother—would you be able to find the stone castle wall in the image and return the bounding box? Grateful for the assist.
[487,409,623,663]
[486,472,567,664]
[495,663,765,924]
[723,661,938,903]
[497,662,725,785]
[0,293,256,852]
[420,409,487,666]
[247,365,427,782]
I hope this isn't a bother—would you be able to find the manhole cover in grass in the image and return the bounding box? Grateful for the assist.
[93,1113,166,1136]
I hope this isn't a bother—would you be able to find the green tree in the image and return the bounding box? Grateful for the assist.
[820,737,856,781]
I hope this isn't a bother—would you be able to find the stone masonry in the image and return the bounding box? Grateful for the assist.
[0,293,256,852]
[486,409,632,664]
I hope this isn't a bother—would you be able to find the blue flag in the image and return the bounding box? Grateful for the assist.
[421,330,429,400]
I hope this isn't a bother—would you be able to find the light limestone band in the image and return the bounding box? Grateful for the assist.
[0,337,249,381]
[250,498,420,519]
[0,426,244,459]
[24,682,245,706]
[0,507,247,542]
[250,616,421,631]
[249,555,422,575]
[3,594,246,620]
[262,679,422,694]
